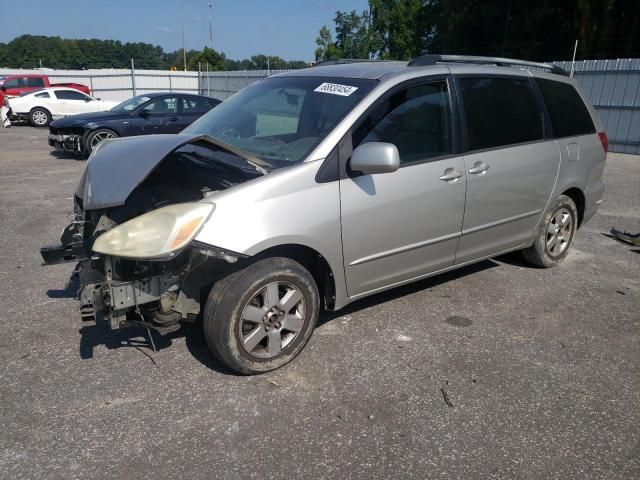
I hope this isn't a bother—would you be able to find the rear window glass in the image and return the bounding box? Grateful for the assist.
[535,78,596,138]
[35,91,50,98]
[459,77,543,151]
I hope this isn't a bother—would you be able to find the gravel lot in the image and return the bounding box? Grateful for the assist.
[0,125,638,479]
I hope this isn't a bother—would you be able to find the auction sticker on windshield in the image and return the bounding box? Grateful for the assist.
[314,82,359,96]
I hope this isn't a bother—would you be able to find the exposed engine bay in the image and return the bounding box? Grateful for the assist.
[41,135,263,335]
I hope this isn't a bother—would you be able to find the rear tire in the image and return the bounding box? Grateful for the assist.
[203,257,319,375]
[29,108,51,127]
[522,194,578,268]
[85,129,118,154]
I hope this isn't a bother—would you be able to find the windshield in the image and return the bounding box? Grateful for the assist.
[111,95,152,112]
[183,76,377,168]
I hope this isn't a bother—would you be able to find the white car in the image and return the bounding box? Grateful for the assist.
[6,88,118,127]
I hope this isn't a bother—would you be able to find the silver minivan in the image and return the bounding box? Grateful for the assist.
[41,55,607,374]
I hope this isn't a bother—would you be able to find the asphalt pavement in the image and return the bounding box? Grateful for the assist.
[0,125,638,479]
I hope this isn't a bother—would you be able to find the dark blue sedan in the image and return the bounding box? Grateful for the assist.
[48,92,221,155]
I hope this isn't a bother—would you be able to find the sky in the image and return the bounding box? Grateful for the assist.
[0,0,369,61]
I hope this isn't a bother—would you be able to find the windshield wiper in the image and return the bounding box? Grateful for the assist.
[200,135,273,175]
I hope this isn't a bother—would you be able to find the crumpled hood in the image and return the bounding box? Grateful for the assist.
[76,134,205,210]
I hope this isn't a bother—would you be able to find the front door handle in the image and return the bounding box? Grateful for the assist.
[439,168,464,182]
[169,116,179,122]
[468,161,490,175]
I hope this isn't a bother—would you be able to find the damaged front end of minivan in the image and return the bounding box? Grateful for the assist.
[40,134,266,334]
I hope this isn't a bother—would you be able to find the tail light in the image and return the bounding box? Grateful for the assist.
[598,132,608,153]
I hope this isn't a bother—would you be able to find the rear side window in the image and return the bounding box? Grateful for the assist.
[535,78,595,138]
[181,96,211,114]
[459,77,543,151]
[353,81,452,164]
[27,77,45,87]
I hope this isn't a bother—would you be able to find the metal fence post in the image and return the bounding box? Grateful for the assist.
[89,72,94,96]
[130,58,137,97]
[168,72,172,92]
[206,62,210,96]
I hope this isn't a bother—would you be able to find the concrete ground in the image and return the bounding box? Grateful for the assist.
[0,125,638,480]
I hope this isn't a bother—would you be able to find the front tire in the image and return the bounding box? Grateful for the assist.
[29,108,51,127]
[85,128,118,154]
[203,257,319,374]
[522,194,578,268]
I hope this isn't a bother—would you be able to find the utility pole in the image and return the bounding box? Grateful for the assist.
[208,0,213,50]
[182,25,187,71]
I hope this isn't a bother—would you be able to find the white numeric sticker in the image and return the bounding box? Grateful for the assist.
[314,82,359,96]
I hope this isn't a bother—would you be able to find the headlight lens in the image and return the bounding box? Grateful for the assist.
[92,202,214,259]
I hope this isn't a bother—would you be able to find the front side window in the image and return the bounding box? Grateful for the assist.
[535,78,595,138]
[55,90,90,101]
[184,76,376,168]
[112,95,151,112]
[3,78,25,88]
[27,77,45,87]
[143,96,178,113]
[353,81,452,164]
[459,77,543,151]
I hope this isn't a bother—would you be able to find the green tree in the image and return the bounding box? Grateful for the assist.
[315,25,341,61]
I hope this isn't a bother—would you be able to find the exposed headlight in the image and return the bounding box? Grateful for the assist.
[92,203,214,259]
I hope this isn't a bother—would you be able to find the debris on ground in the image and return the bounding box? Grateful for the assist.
[610,228,640,246]
[440,388,454,408]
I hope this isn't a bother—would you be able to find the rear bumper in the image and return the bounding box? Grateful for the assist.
[584,178,605,224]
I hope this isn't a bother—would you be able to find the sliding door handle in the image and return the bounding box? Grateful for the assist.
[468,162,490,175]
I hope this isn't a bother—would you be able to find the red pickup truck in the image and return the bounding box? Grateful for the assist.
[0,74,90,105]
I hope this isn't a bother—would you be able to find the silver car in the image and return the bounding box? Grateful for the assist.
[41,55,607,374]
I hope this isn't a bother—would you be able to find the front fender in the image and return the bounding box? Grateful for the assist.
[193,161,349,309]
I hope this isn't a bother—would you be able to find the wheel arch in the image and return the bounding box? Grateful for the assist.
[29,105,52,118]
[561,186,585,227]
[251,244,337,310]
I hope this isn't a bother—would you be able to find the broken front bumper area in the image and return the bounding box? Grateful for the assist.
[48,133,84,153]
[78,261,182,334]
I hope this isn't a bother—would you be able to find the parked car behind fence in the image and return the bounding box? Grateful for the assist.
[48,92,221,155]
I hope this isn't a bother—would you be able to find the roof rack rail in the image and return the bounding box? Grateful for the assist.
[408,54,569,76]
[312,59,387,67]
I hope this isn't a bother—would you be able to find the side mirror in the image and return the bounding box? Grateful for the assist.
[350,142,400,175]
[0,85,5,91]
[138,109,151,118]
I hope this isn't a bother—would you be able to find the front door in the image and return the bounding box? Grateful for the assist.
[127,95,180,136]
[340,79,467,298]
[454,76,560,264]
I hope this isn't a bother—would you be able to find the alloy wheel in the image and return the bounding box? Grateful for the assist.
[91,131,116,149]
[239,281,305,359]
[546,207,573,257]
[32,111,48,125]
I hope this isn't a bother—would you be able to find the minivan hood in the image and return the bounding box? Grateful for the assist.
[76,134,266,210]
[76,134,205,210]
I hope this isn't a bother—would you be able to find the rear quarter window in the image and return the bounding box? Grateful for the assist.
[459,76,544,151]
[534,78,596,138]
